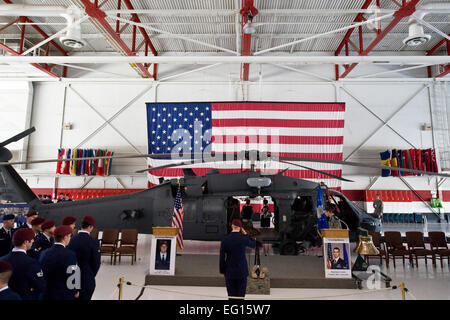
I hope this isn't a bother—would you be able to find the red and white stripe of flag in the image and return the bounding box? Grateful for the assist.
[148,102,345,188]
[172,207,184,250]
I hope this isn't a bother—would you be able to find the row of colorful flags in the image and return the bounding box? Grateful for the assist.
[56,148,114,176]
[380,148,438,177]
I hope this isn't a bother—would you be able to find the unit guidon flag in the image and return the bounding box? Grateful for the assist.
[146,102,345,188]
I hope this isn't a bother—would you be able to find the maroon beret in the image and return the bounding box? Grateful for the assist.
[41,220,55,231]
[231,219,242,228]
[62,216,76,226]
[30,217,45,226]
[54,225,73,237]
[12,228,35,242]
[26,210,38,218]
[82,215,95,226]
[0,261,13,273]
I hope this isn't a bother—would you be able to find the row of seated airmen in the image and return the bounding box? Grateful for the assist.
[0,210,100,300]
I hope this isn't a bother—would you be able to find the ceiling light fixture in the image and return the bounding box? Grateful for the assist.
[59,8,86,48]
[403,22,431,47]
[243,14,256,34]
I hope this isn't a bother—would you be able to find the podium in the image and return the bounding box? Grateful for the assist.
[149,227,178,276]
[153,227,178,237]
[321,229,349,239]
[322,229,351,279]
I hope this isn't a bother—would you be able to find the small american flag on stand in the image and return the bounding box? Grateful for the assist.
[172,182,184,251]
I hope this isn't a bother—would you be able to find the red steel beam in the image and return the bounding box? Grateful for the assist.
[121,0,157,56]
[121,0,158,79]
[240,0,258,82]
[19,17,25,54]
[339,0,419,79]
[2,0,68,57]
[334,0,373,80]
[81,0,153,78]
[335,0,373,56]
[0,42,59,77]
[0,4,63,77]
[115,0,121,34]
[0,17,19,32]
[435,65,450,78]
[426,34,450,78]
[241,33,252,81]
[426,34,450,56]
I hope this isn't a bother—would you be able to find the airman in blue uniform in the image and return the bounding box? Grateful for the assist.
[17,210,38,229]
[30,220,55,260]
[0,261,21,300]
[0,214,15,258]
[220,219,256,300]
[67,216,100,300]
[26,217,44,259]
[0,228,45,300]
[39,225,79,300]
[62,216,77,236]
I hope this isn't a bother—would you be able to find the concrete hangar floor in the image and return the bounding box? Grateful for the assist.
[93,223,450,301]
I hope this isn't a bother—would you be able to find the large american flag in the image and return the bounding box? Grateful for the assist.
[146,102,345,189]
[172,183,184,250]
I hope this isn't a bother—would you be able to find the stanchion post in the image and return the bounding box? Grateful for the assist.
[400,282,405,300]
[119,277,124,300]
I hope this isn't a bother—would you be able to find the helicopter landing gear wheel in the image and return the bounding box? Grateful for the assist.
[280,240,297,256]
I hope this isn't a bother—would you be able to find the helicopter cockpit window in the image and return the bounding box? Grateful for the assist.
[201,182,208,194]
[291,196,314,236]
[291,196,313,214]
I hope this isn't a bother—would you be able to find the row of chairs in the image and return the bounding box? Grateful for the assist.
[366,231,450,268]
[86,229,138,265]
[382,213,424,224]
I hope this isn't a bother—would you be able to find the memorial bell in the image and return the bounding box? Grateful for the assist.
[354,235,379,255]
[352,234,379,272]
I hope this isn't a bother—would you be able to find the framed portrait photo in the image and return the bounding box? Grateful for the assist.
[323,237,352,279]
[149,235,177,276]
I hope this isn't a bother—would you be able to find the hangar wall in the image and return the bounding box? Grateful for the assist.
[1,62,449,213]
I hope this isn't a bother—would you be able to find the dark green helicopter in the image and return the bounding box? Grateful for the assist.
[1,128,448,255]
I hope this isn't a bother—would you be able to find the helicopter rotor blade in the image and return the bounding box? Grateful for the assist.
[1,149,450,179]
[278,160,354,182]
[0,127,36,148]
[135,161,200,173]
[277,155,450,178]
[0,153,192,167]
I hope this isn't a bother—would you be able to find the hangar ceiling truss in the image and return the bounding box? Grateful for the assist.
[0,0,449,80]
[1,0,68,77]
[426,33,450,78]
[334,0,420,80]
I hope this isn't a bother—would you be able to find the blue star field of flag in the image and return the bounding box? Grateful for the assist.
[146,103,213,159]
[174,184,183,210]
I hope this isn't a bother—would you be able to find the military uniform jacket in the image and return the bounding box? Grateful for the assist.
[0,227,14,258]
[331,257,348,269]
[0,251,45,300]
[373,199,384,217]
[17,223,31,230]
[39,244,78,300]
[0,287,21,300]
[29,233,54,259]
[67,232,100,293]
[220,232,256,279]
[327,215,342,229]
